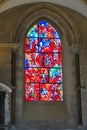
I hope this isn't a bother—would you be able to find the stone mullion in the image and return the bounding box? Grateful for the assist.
[79,44,87,127]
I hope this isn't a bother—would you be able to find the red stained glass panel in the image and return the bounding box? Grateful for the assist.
[25,83,40,101]
[25,21,63,101]
[40,84,63,101]
[25,68,48,83]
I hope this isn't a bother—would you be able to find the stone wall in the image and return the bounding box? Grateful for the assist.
[0,2,87,130]
[0,48,11,85]
[79,45,87,127]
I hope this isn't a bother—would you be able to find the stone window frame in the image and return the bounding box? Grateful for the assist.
[10,2,80,125]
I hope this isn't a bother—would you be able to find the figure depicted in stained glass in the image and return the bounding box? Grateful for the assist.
[25,21,63,101]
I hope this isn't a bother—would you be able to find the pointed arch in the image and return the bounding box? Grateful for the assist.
[25,20,63,101]
[9,2,81,121]
[11,3,80,46]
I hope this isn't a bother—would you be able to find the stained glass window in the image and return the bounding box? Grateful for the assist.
[25,21,63,101]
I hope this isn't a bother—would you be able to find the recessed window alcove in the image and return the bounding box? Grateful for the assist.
[11,3,80,128]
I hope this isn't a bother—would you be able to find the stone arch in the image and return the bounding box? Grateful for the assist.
[0,82,12,93]
[9,2,81,128]
[0,83,12,125]
[0,0,9,7]
[11,2,80,46]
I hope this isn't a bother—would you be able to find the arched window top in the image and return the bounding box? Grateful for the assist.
[27,21,60,39]
[25,20,63,102]
[25,21,61,53]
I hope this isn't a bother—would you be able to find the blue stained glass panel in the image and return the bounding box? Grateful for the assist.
[27,24,38,38]
[44,53,62,67]
[38,38,60,52]
[25,37,38,52]
[25,53,43,68]
[39,21,60,38]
